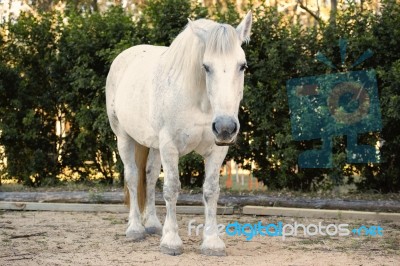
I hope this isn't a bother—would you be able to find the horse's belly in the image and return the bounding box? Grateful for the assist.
[114,83,160,148]
[113,46,166,148]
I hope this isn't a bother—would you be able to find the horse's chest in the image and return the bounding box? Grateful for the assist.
[174,125,207,155]
[155,94,213,155]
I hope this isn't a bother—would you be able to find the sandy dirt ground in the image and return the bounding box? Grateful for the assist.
[0,209,399,266]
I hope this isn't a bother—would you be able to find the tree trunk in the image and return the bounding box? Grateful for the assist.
[330,0,338,26]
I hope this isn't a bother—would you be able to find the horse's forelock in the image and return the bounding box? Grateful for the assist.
[205,24,239,55]
[163,19,239,92]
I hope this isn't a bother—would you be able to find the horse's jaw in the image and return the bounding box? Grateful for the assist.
[215,139,236,146]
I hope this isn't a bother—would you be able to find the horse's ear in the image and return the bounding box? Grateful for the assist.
[188,18,207,42]
[236,11,252,44]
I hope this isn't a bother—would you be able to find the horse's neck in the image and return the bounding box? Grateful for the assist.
[194,82,211,113]
[181,65,209,112]
[163,68,211,113]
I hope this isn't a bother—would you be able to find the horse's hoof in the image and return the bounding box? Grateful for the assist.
[145,226,162,235]
[200,247,226,256]
[126,230,146,241]
[160,245,183,256]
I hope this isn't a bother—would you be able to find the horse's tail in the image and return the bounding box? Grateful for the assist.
[124,142,149,214]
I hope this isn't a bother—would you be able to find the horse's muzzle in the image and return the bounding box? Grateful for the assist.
[212,116,239,146]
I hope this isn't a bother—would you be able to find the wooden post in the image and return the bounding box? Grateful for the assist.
[234,162,237,183]
[248,173,253,190]
[225,161,232,189]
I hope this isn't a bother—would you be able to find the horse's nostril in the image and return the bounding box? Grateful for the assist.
[212,122,218,134]
[231,122,237,134]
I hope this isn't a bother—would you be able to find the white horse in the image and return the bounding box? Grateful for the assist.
[106,12,252,256]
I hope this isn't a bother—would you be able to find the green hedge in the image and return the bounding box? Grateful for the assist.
[0,0,399,192]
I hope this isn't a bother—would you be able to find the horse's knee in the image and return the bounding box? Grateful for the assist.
[163,179,180,202]
[203,182,220,203]
[163,186,180,202]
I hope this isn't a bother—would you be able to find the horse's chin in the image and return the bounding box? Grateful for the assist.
[215,139,236,146]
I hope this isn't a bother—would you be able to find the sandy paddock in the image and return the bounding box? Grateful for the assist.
[1,210,399,265]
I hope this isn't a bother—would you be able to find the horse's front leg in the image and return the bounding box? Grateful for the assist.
[159,143,182,255]
[201,147,229,256]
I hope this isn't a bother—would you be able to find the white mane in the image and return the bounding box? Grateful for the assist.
[162,19,240,92]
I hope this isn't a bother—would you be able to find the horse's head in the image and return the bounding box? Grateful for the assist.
[189,12,252,146]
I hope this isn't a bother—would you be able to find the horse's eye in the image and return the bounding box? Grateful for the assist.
[240,63,248,71]
[203,64,210,73]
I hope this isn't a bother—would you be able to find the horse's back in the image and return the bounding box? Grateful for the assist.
[106,44,166,96]
[106,44,167,146]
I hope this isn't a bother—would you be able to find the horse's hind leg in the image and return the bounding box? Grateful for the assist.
[117,135,146,241]
[143,148,162,235]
